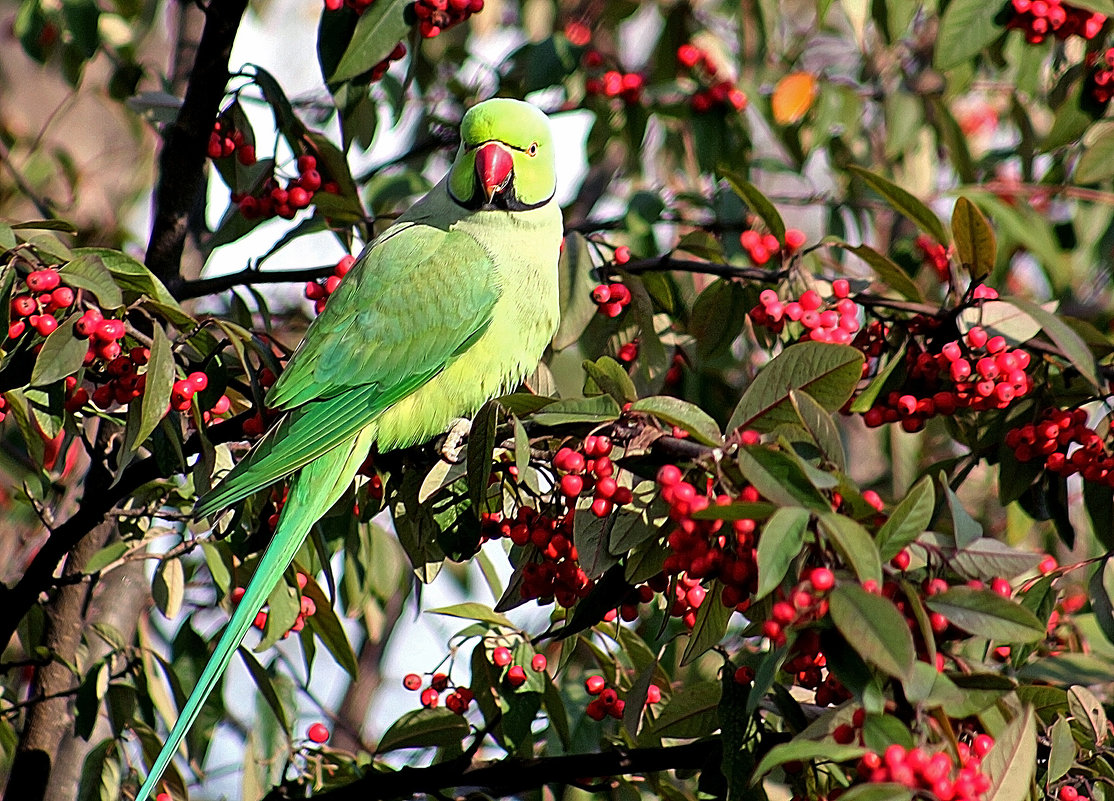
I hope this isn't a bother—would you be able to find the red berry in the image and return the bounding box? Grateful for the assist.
[32,315,58,336]
[430,672,449,692]
[809,567,835,592]
[492,646,512,666]
[585,675,606,695]
[530,654,547,672]
[614,245,631,264]
[506,665,527,687]
[560,473,584,497]
[307,722,329,743]
[26,270,60,292]
[188,371,208,391]
[237,145,257,166]
[785,229,807,250]
[420,687,439,708]
[297,154,317,172]
[403,673,422,690]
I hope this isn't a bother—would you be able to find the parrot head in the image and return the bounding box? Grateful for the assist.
[448,98,557,211]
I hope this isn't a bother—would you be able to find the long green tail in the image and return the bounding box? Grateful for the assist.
[136,431,373,801]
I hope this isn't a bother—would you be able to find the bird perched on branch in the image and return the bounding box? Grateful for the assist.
[137,97,563,801]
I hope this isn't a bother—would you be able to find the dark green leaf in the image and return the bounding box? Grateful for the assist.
[427,602,514,629]
[876,476,933,561]
[1046,716,1073,783]
[377,708,469,752]
[753,739,867,781]
[152,557,184,619]
[721,171,785,242]
[925,587,1045,643]
[330,0,411,83]
[727,342,864,434]
[646,681,721,740]
[583,356,637,404]
[789,389,845,469]
[631,396,721,446]
[680,581,733,665]
[466,399,499,513]
[30,315,85,386]
[301,574,359,678]
[76,739,120,801]
[819,512,882,584]
[238,647,290,732]
[940,474,982,548]
[553,232,598,350]
[755,507,810,599]
[120,325,173,465]
[951,196,996,281]
[59,253,123,308]
[933,0,1003,70]
[846,165,948,245]
[829,585,916,680]
[530,395,620,426]
[737,446,830,511]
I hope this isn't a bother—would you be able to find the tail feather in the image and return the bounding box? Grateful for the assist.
[136,428,375,801]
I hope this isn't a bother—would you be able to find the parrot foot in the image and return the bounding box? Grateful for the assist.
[438,417,472,464]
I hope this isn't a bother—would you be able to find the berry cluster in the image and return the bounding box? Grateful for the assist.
[1000,0,1106,44]
[305,255,357,314]
[8,268,75,338]
[739,227,807,265]
[592,282,631,317]
[234,155,334,221]
[657,462,761,612]
[915,234,951,282]
[241,368,278,437]
[585,69,646,104]
[207,119,256,166]
[1007,407,1114,486]
[762,567,834,647]
[404,670,475,714]
[491,646,547,691]
[781,628,852,707]
[84,347,147,410]
[860,320,1034,432]
[1086,48,1114,107]
[676,43,748,113]
[413,0,484,38]
[553,435,633,517]
[482,507,594,607]
[857,737,995,800]
[238,571,317,639]
[583,674,661,721]
[749,283,862,345]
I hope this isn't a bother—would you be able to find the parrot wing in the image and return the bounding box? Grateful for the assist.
[195,220,498,518]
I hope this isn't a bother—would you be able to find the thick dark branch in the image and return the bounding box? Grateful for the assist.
[145,0,249,290]
[265,738,720,801]
[176,263,336,300]
[621,255,785,283]
[0,414,250,652]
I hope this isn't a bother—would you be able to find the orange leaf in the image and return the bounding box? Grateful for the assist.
[771,72,817,125]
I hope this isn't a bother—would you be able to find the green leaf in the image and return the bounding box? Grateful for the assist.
[727,342,864,434]
[530,395,621,426]
[933,0,1003,70]
[950,538,1044,581]
[841,244,925,302]
[1004,297,1102,390]
[0,223,15,252]
[737,446,831,511]
[75,248,190,324]
[818,512,882,585]
[631,396,721,446]
[755,507,810,599]
[59,253,123,308]
[940,474,982,548]
[1046,716,1073,783]
[680,582,733,665]
[377,708,470,752]
[84,541,129,574]
[466,399,499,513]
[982,706,1036,801]
[1068,685,1107,747]
[838,785,913,801]
[846,165,948,245]
[119,325,173,465]
[925,587,1045,643]
[1089,557,1114,647]
[30,315,86,386]
[875,476,933,561]
[789,389,845,470]
[76,739,120,801]
[721,171,785,242]
[330,0,411,83]
[1076,122,1114,183]
[753,738,867,780]
[238,647,290,732]
[152,557,184,619]
[301,574,359,678]
[646,681,721,740]
[957,300,1042,346]
[829,585,916,681]
[690,279,750,363]
[951,196,996,282]
[583,356,637,404]
[427,602,514,629]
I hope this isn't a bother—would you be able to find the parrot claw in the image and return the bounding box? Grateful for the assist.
[438,417,472,463]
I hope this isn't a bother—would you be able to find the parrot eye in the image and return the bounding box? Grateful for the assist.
[527,142,539,156]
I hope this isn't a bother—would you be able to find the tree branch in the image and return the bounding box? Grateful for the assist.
[175,263,336,300]
[144,0,250,290]
[265,738,721,800]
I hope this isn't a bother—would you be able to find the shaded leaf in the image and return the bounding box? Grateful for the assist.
[680,582,732,665]
[951,197,996,281]
[846,165,948,244]
[818,513,882,585]
[925,587,1045,642]
[152,557,184,619]
[238,647,290,732]
[753,739,867,781]
[876,476,933,561]
[722,171,785,241]
[330,0,411,83]
[755,507,810,599]
[30,315,85,386]
[631,396,720,446]
[829,585,916,680]
[377,708,469,752]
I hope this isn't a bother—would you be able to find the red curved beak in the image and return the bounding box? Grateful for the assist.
[475,141,514,204]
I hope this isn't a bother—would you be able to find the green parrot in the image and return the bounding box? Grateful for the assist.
[136,97,562,801]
